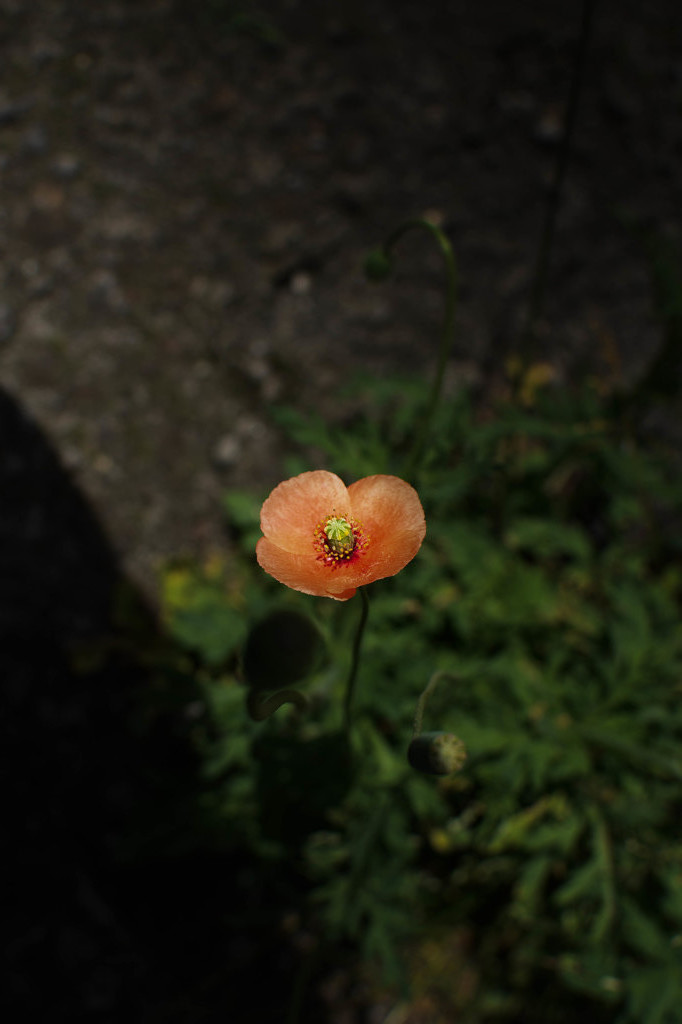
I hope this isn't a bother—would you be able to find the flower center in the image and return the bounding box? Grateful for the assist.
[324,515,355,556]
[314,512,368,567]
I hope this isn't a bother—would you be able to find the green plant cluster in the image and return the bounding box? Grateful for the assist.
[158,376,682,1023]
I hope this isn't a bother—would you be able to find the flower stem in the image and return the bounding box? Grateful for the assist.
[343,587,370,733]
[412,669,456,737]
[518,0,598,364]
[371,218,458,482]
[589,803,616,942]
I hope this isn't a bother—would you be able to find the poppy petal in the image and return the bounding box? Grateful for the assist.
[256,536,358,601]
[260,470,350,554]
[347,474,426,583]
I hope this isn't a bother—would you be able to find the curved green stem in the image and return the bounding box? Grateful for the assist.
[412,669,457,738]
[343,587,370,733]
[247,687,308,721]
[519,0,598,363]
[409,670,466,775]
[372,218,458,482]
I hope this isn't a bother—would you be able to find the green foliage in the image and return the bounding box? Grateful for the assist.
[157,375,682,1022]
[160,556,247,667]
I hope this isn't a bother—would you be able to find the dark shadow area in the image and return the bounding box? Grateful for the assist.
[0,386,312,1024]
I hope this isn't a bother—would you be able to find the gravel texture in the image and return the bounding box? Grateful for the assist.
[1,0,681,596]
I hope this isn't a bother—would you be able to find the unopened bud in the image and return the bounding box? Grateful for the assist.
[407,731,466,775]
[243,609,322,690]
[364,248,393,282]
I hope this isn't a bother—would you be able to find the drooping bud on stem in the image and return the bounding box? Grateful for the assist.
[242,609,323,721]
[363,218,459,484]
[408,669,467,775]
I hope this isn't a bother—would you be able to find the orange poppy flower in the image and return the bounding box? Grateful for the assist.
[256,470,426,601]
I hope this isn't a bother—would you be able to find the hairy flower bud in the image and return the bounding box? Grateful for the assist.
[243,609,322,690]
[407,731,467,775]
[364,247,393,282]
